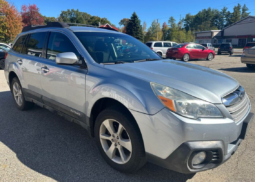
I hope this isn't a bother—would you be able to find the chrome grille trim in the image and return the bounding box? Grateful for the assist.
[223,87,250,123]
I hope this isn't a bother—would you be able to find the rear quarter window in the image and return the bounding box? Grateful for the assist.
[12,35,27,53]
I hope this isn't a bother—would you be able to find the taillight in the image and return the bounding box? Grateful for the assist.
[151,47,153,50]
[218,47,220,49]
[230,47,232,49]
[4,52,7,59]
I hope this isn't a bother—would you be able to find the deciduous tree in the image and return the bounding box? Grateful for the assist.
[21,4,44,26]
[0,0,22,42]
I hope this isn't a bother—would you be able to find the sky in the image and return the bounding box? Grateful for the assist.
[10,0,255,28]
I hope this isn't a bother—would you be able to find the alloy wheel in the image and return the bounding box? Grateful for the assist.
[99,119,132,164]
[208,53,213,60]
[183,54,189,61]
[13,82,23,106]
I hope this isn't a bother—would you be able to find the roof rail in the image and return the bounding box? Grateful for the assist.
[22,22,119,32]
[22,22,69,32]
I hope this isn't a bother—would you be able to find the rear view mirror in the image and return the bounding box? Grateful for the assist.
[56,52,79,65]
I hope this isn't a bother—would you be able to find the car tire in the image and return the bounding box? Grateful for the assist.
[246,64,255,69]
[207,53,213,61]
[157,52,162,57]
[182,54,189,62]
[94,107,146,173]
[0,59,4,69]
[217,52,221,55]
[11,77,33,110]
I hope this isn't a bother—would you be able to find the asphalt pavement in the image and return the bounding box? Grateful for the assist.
[0,54,254,182]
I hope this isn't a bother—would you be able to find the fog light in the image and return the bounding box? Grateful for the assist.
[192,151,206,165]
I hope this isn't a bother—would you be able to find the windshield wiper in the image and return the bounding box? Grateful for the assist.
[101,61,127,65]
[134,58,161,62]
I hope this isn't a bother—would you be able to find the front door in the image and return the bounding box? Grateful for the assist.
[40,31,87,120]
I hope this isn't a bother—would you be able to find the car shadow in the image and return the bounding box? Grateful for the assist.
[0,91,195,182]
[219,67,255,73]
[229,54,242,57]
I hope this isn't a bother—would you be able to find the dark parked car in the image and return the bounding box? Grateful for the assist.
[0,49,8,69]
[218,43,233,55]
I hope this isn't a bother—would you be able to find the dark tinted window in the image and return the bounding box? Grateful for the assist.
[146,43,152,47]
[220,44,230,48]
[13,35,27,53]
[246,43,255,47]
[154,42,162,47]
[25,32,47,57]
[47,32,80,60]
[201,44,207,47]
[164,43,172,47]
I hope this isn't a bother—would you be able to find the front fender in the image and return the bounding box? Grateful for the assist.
[86,83,149,117]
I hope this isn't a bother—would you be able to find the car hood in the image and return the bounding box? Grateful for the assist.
[105,60,239,103]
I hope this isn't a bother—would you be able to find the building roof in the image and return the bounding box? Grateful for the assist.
[195,30,221,34]
[223,16,255,30]
[99,23,119,31]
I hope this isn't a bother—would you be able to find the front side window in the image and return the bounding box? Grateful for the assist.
[12,35,27,53]
[25,32,47,57]
[47,32,80,60]
[164,43,172,47]
[74,32,160,64]
[154,42,162,47]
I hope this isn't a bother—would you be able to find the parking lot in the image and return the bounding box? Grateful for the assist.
[0,54,254,182]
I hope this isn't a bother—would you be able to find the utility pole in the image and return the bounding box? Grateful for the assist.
[157,19,158,41]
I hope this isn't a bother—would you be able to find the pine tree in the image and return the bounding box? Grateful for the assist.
[241,4,250,19]
[126,12,143,41]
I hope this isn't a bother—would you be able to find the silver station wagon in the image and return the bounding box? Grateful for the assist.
[4,22,253,174]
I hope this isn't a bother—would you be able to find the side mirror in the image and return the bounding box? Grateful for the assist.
[56,52,79,65]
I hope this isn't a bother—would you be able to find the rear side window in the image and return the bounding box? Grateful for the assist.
[246,43,255,47]
[25,32,47,57]
[12,35,27,53]
[164,43,172,47]
[186,44,195,49]
[154,42,162,47]
[146,43,152,47]
[47,32,80,60]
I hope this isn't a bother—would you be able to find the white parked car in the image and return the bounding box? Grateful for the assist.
[146,41,177,58]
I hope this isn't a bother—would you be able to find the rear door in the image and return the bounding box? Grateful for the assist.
[40,31,86,120]
[14,32,47,100]
[185,44,196,58]
[153,42,163,55]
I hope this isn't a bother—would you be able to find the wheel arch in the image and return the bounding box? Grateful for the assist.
[89,97,144,145]
[8,71,18,86]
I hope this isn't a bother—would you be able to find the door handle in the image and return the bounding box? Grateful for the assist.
[17,59,23,65]
[41,66,49,73]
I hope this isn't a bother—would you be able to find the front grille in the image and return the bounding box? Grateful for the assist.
[223,87,250,123]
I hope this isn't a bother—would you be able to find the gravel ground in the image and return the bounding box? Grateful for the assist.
[0,54,254,182]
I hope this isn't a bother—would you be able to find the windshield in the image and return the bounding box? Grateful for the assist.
[74,32,160,64]
[201,44,207,47]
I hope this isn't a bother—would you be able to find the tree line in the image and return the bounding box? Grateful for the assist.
[0,0,252,43]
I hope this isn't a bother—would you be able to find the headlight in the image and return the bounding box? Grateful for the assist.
[151,82,223,119]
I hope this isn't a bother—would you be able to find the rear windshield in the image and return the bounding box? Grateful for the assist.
[220,44,230,47]
[173,44,185,48]
[246,43,255,47]
[146,43,152,47]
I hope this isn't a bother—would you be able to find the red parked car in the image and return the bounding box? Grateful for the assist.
[243,42,255,50]
[166,43,215,62]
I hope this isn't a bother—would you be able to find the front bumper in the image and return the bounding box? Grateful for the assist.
[130,108,253,173]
